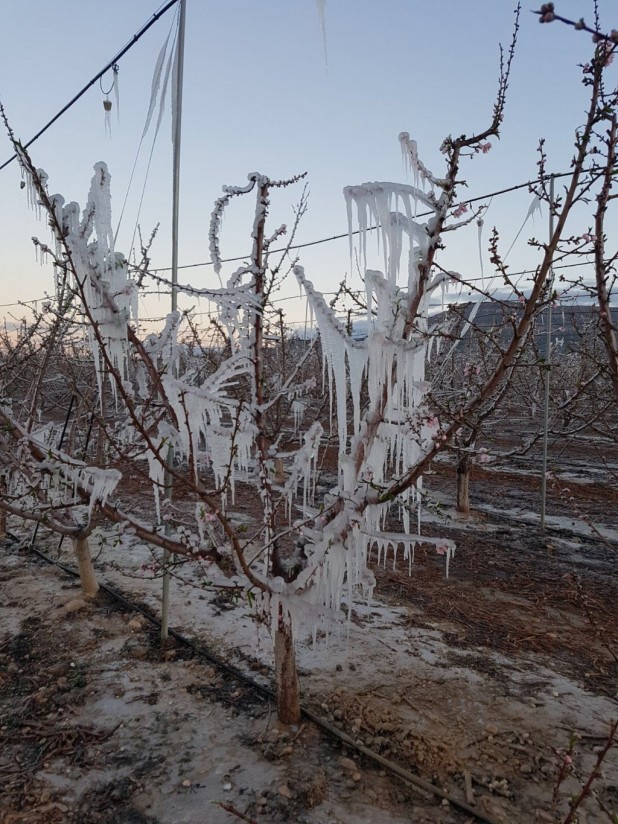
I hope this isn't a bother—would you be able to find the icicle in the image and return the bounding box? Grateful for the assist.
[504,195,542,261]
[142,31,172,138]
[292,399,305,433]
[315,0,328,65]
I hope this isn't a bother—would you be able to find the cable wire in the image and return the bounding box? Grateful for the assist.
[0,0,181,171]
[144,167,604,275]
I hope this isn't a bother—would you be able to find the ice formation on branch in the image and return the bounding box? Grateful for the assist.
[279,135,455,631]
[11,425,120,521]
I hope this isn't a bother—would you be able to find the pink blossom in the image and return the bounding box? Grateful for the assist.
[480,142,492,154]
[581,232,595,243]
[479,452,491,464]
[452,202,469,218]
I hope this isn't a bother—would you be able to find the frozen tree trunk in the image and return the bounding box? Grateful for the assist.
[0,476,6,541]
[0,475,8,541]
[456,451,471,515]
[274,457,285,485]
[274,621,301,724]
[73,535,99,597]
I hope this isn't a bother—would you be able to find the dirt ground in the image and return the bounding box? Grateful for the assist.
[1,444,617,824]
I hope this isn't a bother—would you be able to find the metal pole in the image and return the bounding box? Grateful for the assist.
[540,175,555,531]
[161,0,186,641]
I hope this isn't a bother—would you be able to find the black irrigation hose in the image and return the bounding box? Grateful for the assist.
[17,539,501,824]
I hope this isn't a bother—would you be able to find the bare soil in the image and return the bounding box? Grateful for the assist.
[1,443,617,824]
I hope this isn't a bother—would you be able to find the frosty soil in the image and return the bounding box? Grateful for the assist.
[2,443,617,823]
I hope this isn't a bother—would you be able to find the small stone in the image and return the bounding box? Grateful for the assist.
[182,779,191,788]
[128,618,144,632]
[278,784,292,798]
[486,724,499,735]
[339,757,357,773]
[63,598,87,614]
[520,764,533,775]
[352,772,361,782]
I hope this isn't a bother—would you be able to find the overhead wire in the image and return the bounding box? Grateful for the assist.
[3,260,603,316]
[142,166,606,276]
[0,0,181,171]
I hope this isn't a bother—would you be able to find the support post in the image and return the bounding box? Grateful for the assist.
[161,0,186,640]
[540,175,555,531]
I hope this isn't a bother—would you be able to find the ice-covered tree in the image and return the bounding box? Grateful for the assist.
[6,1,618,723]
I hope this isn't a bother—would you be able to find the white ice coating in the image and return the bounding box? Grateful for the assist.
[291,399,305,433]
[56,163,137,400]
[20,159,138,402]
[22,432,120,519]
[398,132,446,195]
[315,0,328,64]
[294,266,366,452]
[275,135,455,635]
[159,351,253,506]
[284,421,323,520]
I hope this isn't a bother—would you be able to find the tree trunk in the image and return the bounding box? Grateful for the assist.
[73,535,99,597]
[456,451,471,515]
[274,619,301,724]
[0,476,7,541]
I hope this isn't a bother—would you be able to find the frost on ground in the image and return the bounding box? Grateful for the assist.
[0,545,426,824]
[2,442,617,824]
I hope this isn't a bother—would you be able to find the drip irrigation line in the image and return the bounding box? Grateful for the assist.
[18,539,500,824]
[0,0,181,171]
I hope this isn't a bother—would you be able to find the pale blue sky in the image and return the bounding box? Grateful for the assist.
[0,1,615,323]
